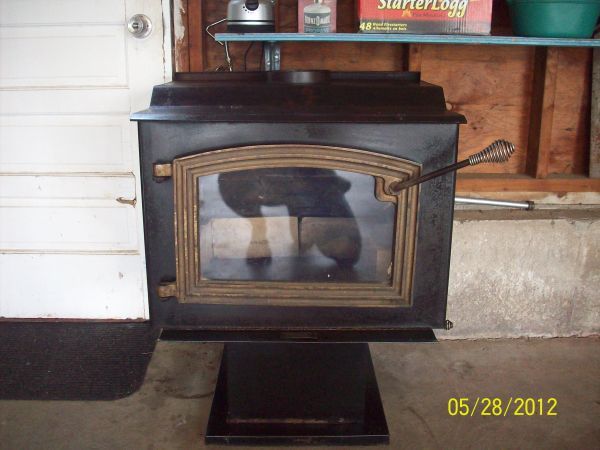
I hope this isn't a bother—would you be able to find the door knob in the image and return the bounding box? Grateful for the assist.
[127,14,152,38]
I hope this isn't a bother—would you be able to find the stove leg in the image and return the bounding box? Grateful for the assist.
[205,342,389,445]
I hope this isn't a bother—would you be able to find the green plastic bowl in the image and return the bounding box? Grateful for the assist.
[507,0,600,38]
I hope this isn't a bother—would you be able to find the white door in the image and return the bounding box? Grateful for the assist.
[0,0,170,319]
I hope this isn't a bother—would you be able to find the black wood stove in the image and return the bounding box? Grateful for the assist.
[132,70,465,445]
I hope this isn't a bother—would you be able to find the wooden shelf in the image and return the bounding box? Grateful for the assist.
[215,33,600,48]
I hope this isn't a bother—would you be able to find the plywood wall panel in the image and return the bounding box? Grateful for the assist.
[548,48,592,176]
[281,42,404,71]
[278,0,298,31]
[335,0,358,32]
[173,0,190,72]
[187,0,205,71]
[417,44,534,174]
[202,0,231,71]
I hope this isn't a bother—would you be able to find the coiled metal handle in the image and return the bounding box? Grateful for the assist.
[389,139,516,194]
[468,139,515,166]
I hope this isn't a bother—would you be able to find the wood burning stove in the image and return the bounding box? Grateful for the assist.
[132,70,465,444]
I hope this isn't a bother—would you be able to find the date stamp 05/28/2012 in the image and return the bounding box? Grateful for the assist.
[447,398,558,417]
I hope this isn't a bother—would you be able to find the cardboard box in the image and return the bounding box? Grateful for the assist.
[357,0,492,34]
[298,0,337,33]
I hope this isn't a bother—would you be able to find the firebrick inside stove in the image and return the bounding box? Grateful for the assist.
[133,70,465,333]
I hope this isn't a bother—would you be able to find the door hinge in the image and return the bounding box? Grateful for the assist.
[153,163,173,178]
[158,283,177,299]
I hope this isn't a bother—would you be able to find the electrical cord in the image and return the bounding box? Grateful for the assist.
[243,42,255,72]
[205,18,232,72]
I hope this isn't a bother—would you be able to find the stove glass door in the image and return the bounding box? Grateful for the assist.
[169,145,419,307]
[198,168,395,284]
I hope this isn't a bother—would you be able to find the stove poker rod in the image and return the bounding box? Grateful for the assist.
[390,159,470,193]
[388,139,516,194]
[455,196,535,210]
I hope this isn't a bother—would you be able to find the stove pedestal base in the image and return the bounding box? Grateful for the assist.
[205,342,389,445]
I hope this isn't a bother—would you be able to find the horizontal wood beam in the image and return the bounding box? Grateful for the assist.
[457,175,600,192]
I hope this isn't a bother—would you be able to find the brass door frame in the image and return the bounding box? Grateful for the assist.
[167,145,420,307]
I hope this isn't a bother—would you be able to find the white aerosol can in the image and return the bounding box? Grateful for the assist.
[304,0,331,33]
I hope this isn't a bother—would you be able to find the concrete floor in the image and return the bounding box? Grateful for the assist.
[0,338,598,450]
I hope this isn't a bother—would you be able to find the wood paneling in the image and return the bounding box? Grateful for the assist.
[202,0,231,71]
[173,0,190,72]
[592,47,600,178]
[549,48,592,176]
[173,0,205,72]
[281,42,404,71]
[408,44,422,71]
[188,0,205,71]
[416,44,534,175]
[277,0,298,31]
[526,47,558,179]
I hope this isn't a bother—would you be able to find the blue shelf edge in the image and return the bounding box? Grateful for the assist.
[215,32,600,47]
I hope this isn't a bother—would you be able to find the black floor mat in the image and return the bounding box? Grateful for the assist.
[0,322,159,400]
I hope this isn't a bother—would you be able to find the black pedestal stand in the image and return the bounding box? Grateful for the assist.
[205,343,389,445]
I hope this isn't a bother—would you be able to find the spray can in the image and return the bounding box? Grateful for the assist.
[304,0,331,33]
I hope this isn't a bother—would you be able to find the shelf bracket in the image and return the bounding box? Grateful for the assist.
[263,41,280,71]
